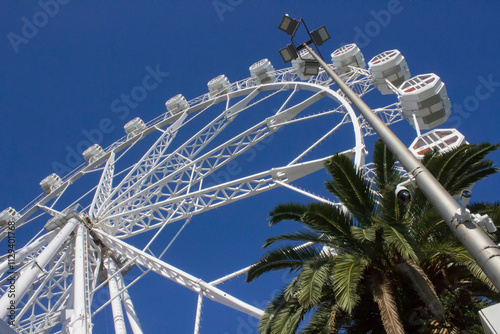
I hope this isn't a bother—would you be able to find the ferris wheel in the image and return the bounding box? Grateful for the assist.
[0,42,455,333]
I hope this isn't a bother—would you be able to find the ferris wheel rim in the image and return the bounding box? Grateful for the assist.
[1,65,376,333]
[9,72,371,237]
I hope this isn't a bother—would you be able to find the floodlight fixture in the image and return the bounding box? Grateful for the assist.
[303,60,320,76]
[279,14,299,35]
[279,44,298,63]
[311,26,330,46]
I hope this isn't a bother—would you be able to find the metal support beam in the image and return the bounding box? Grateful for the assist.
[69,224,92,334]
[93,230,264,319]
[114,266,143,334]
[104,256,127,334]
[193,293,203,334]
[0,218,79,321]
[0,229,58,278]
[304,43,500,290]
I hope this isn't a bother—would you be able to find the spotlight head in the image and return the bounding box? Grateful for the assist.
[279,44,298,63]
[303,59,320,76]
[279,14,299,35]
[311,26,331,46]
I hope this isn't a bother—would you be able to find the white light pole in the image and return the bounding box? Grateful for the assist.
[277,15,500,291]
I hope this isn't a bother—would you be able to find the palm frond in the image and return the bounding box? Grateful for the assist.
[297,260,333,308]
[263,230,326,248]
[247,245,323,282]
[422,241,496,292]
[258,288,287,334]
[332,253,368,314]
[381,222,418,262]
[426,143,499,197]
[269,202,309,226]
[395,261,444,320]
[302,202,352,233]
[373,139,399,193]
[302,303,342,334]
[350,225,377,242]
[268,299,303,334]
[370,272,404,334]
[325,154,375,227]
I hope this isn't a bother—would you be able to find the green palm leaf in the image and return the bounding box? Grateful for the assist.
[302,303,342,334]
[247,245,323,282]
[381,222,418,262]
[263,230,327,248]
[297,260,333,308]
[373,139,398,193]
[332,253,368,314]
[325,154,375,227]
[350,225,377,242]
[269,202,308,226]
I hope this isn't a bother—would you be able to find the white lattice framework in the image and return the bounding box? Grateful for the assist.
[0,62,408,333]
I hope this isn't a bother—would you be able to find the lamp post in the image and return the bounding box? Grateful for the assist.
[277,14,500,291]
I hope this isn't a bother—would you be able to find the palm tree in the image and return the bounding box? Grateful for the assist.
[247,141,499,333]
[404,143,500,332]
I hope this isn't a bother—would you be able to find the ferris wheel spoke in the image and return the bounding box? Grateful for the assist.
[0,229,58,280]
[288,113,352,165]
[101,156,329,237]
[98,113,188,214]
[93,230,264,319]
[103,90,327,226]
[89,151,116,219]
[359,102,404,136]
[335,67,374,98]
[101,88,263,217]
[14,246,72,332]
[0,219,79,322]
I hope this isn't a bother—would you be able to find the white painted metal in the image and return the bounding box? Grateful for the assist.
[409,128,466,159]
[207,75,231,98]
[124,117,146,136]
[104,256,127,334]
[114,264,143,334]
[398,73,452,130]
[0,208,20,228]
[165,94,189,116]
[40,173,63,194]
[0,59,414,332]
[194,293,203,334]
[368,49,410,95]
[0,229,58,278]
[69,224,91,334]
[83,144,105,164]
[249,58,276,84]
[89,151,115,219]
[93,229,265,319]
[0,217,78,320]
[331,43,366,74]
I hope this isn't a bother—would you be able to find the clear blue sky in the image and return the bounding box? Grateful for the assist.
[1,1,500,333]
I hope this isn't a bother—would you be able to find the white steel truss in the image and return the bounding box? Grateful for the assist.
[93,229,264,319]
